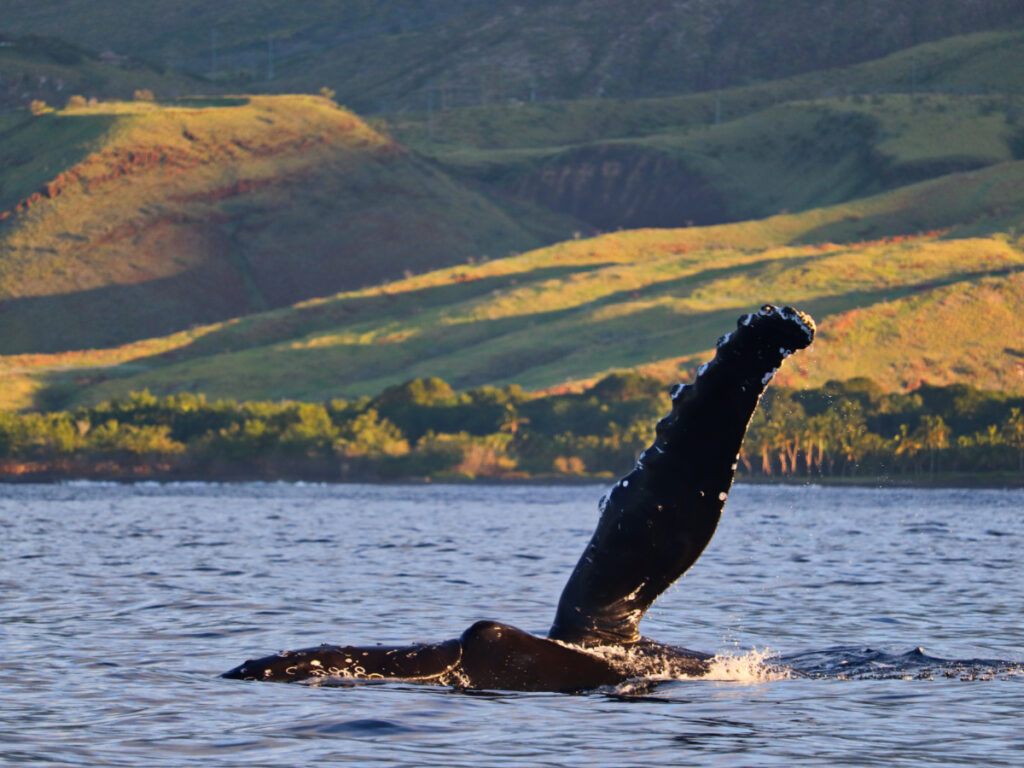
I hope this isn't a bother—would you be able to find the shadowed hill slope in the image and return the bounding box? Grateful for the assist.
[2,17,1024,409]
[4,0,1024,112]
[0,94,574,354]
[394,28,1024,152]
[0,33,203,112]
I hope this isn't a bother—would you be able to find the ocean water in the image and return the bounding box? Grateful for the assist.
[1,482,1021,767]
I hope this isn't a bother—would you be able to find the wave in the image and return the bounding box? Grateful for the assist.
[780,645,1024,681]
[609,645,1023,694]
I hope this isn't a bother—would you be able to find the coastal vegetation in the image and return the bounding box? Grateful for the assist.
[1,377,1022,484]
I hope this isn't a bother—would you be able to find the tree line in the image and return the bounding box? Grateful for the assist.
[0,375,1022,482]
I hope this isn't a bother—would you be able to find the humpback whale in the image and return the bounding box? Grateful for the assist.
[222,305,816,692]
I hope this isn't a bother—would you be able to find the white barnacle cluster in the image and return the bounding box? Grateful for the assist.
[716,331,733,348]
[761,369,776,386]
[779,305,816,342]
[697,362,710,377]
[669,383,691,403]
[749,304,816,346]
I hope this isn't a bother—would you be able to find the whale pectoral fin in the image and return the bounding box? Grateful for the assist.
[549,306,815,647]
[221,639,462,683]
[459,621,623,692]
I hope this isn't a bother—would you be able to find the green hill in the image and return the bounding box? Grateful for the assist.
[4,158,1022,411]
[394,29,1024,230]
[0,94,574,354]
[425,92,1022,230]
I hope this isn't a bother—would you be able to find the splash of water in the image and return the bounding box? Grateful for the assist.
[585,641,792,687]
[703,648,791,683]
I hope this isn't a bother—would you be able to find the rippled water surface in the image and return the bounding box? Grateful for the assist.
[2,482,1021,766]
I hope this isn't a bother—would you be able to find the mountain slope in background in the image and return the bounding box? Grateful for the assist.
[2,6,1024,410]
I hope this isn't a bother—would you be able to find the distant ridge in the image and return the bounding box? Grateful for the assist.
[3,0,1024,111]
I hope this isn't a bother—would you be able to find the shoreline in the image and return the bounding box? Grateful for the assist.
[0,465,1021,490]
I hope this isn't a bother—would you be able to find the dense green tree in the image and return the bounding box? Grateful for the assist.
[87,421,185,457]
[336,409,409,458]
[278,403,338,457]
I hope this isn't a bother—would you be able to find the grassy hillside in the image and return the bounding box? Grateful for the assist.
[393,30,1024,230]
[0,94,574,354]
[392,29,1024,151]
[428,92,1023,230]
[4,158,1023,411]
[4,1,1023,112]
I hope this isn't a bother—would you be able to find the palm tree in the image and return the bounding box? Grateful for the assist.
[1002,407,1024,474]
[915,414,950,475]
[834,399,869,476]
[498,403,530,436]
[893,423,922,474]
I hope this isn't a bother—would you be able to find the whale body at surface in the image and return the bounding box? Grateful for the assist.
[222,305,816,692]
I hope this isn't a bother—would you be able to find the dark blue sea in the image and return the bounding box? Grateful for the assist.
[2,482,1021,766]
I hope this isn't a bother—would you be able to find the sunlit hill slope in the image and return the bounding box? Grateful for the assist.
[5,155,1024,412]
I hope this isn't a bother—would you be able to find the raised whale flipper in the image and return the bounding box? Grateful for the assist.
[548,305,815,647]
